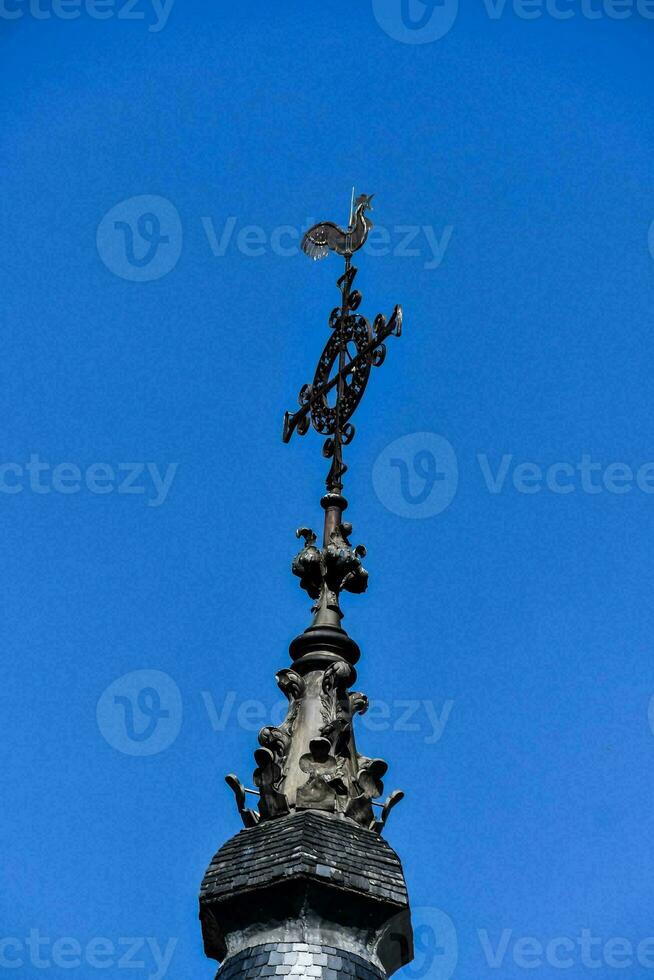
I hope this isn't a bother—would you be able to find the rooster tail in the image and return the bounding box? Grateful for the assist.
[301,234,329,261]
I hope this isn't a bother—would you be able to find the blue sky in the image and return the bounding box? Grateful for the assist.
[2,3,654,979]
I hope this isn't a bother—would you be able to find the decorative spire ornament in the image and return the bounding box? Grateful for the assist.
[300,193,374,260]
[200,195,414,980]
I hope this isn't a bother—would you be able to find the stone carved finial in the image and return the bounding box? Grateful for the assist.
[292,522,368,619]
[225,614,404,834]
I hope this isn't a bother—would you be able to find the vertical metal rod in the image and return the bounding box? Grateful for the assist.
[323,250,352,546]
[334,255,350,491]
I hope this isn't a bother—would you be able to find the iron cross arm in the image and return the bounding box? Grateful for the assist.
[282,303,403,446]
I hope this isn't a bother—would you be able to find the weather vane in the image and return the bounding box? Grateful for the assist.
[283,192,403,513]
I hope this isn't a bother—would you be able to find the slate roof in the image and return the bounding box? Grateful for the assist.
[217,942,385,980]
[201,811,408,909]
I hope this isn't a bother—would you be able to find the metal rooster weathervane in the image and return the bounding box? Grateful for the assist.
[283,192,403,497]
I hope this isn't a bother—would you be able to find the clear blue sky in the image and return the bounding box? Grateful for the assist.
[3,3,654,979]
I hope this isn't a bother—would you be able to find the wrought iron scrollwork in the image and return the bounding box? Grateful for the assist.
[283,262,403,495]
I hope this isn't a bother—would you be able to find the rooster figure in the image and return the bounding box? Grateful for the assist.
[301,193,374,261]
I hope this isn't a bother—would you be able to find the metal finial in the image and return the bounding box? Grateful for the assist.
[285,194,403,513]
[220,195,407,840]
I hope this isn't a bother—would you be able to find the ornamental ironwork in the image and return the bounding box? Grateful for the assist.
[284,195,403,495]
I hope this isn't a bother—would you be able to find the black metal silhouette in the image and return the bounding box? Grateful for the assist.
[301,194,374,261]
[285,195,402,497]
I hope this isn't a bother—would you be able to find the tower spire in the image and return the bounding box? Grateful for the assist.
[200,195,414,980]
[283,194,402,669]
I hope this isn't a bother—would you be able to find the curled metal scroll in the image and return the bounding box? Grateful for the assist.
[283,263,403,494]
